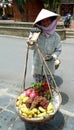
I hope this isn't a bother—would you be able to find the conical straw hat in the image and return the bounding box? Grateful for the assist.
[34,8,58,25]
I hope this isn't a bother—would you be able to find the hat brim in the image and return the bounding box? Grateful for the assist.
[33,9,59,25]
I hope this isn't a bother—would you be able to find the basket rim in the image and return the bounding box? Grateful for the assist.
[16,87,62,123]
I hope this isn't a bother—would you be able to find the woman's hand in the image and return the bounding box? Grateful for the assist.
[27,40,35,46]
[44,55,53,61]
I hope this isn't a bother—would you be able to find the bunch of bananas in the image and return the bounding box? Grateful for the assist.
[16,94,54,118]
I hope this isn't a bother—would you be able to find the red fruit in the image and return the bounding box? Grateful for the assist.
[25,89,33,96]
[38,92,42,96]
[30,91,37,99]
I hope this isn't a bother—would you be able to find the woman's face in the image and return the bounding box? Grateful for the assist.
[41,17,52,27]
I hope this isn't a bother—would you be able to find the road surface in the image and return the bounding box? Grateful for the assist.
[0,35,74,130]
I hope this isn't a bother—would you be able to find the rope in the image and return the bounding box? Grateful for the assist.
[35,42,58,89]
[22,31,58,91]
[23,44,29,91]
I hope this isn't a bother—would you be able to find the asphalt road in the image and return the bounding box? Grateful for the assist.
[0,35,74,130]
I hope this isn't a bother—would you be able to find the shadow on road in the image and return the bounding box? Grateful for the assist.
[54,75,63,87]
[54,75,69,105]
[24,111,64,130]
[60,92,69,105]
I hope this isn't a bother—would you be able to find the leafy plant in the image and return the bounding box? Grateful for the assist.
[16,0,26,13]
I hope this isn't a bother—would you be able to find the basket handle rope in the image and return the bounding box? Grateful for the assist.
[22,31,41,91]
[23,44,29,91]
[22,32,58,92]
[35,42,58,89]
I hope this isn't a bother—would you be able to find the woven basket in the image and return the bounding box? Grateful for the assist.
[16,87,62,125]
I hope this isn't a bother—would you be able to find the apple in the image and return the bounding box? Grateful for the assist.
[30,91,37,99]
[25,89,33,96]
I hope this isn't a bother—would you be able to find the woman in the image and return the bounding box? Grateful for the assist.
[27,9,62,83]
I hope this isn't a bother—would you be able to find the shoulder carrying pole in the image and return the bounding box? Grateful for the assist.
[23,44,29,90]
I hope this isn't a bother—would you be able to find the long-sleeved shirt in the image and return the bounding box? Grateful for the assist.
[28,31,62,75]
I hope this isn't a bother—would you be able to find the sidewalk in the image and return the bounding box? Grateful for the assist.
[65,20,74,30]
[0,19,74,29]
[58,19,74,29]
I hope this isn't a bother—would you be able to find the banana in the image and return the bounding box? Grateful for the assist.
[31,108,38,114]
[28,114,32,118]
[22,96,29,103]
[38,107,46,113]
[37,112,46,117]
[47,103,54,112]
[22,112,27,117]
[16,101,20,107]
[47,110,54,114]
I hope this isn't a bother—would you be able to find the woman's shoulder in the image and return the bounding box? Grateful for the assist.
[53,32,61,40]
[54,32,60,37]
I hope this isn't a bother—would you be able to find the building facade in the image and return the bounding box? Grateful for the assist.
[13,0,43,22]
[0,0,13,20]
[59,0,74,16]
[0,0,74,21]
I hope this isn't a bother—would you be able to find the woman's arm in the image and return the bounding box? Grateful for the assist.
[27,28,41,49]
[51,33,62,60]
